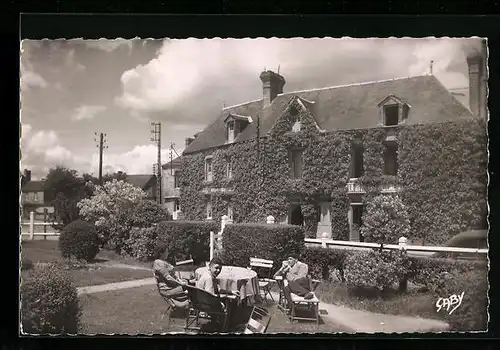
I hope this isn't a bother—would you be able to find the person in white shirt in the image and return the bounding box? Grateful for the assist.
[274,254,314,310]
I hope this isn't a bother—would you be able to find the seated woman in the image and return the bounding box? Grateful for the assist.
[153,250,189,309]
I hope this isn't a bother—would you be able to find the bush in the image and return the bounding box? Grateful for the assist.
[344,250,411,292]
[59,219,100,262]
[21,258,34,271]
[21,263,81,334]
[301,247,347,281]
[125,226,158,261]
[361,194,411,244]
[221,223,305,272]
[436,269,488,331]
[154,220,219,265]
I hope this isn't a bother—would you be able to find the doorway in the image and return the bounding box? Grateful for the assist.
[289,204,304,226]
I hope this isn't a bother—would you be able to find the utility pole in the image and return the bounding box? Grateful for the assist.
[430,60,434,75]
[94,132,108,185]
[150,122,162,205]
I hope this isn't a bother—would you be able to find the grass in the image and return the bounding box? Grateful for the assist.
[315,282,445,322]
[79,285,350,334]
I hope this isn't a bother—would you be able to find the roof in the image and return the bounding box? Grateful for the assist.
[162,157,184,170]
[183,75,473,155]
[126,174,156,190]
[22,180,45,192]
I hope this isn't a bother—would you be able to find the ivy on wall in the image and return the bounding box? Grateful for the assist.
[180,97,487,244]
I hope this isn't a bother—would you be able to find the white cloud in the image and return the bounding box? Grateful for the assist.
[84,39,134,53]
[115,38,478,118]
[21,69,48,90]
[71,105,107,121]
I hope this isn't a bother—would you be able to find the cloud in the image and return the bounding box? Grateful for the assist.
[71,105,107,121]
[21,69,48,90]
[115,38,480,126]
[84,39,134,53]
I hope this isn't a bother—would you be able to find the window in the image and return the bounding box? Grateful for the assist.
[226,160,233,179]
[174,170,181,188]
[384,144,398,176]
[289,104,301,132]
[350,143,364,178]
[351,204,364,242]
[205,157,213,182]
[383,104,399,126]
[227,121,235,143]
[289,150,303,179]
[227,204,233,220]
[174,199,181,212]
[206,199,213,220]
[34,193,38,202]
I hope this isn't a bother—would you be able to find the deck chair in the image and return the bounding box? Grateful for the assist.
[249,257,275,303]
[243,306,272,334]
[184,284,229,333]
[153,270,188,325]
[174,257,196,285]
[275,275,320,325]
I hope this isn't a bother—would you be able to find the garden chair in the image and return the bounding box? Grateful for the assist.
[275,275,320,326]
[249,257,275,303]
[243,306,272,334]
[184,284,229,333]
[174,257,196,285]
[153,270,189,326]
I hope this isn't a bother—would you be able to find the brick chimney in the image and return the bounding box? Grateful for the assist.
[466,41,487,119]
[259,70,286,107]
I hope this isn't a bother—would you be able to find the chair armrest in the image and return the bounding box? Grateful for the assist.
[274,275,283,281]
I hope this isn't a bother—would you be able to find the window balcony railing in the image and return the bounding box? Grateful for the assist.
[346,178,365,194]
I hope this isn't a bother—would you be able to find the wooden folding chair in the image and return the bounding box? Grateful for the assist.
[249,257,275,303]
[152,270,183,325]
[243,306,272,334]
[184,284,229,333]
[275,275,320,326]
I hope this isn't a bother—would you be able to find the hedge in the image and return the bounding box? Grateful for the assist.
[59,219,100,262]
[181,113,486,245]
[300,247,347,280]
[221,223,305,272]
[154,220,219,265]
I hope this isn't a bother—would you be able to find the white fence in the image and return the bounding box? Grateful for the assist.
[20,211,60,240]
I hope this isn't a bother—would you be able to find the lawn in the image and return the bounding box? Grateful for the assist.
[314,282,444,322]
[79,285,350,334]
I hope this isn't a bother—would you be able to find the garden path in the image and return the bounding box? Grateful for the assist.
[77,263,450,333]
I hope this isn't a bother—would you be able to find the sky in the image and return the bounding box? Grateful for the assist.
[20,37,484,180]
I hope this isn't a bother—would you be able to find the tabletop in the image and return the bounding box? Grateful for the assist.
[195,266,257,281]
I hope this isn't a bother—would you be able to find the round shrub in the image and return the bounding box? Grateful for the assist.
[361,194,411,244]
[344,249,410,292]
[59,219,100,262]
[21,263,81,334]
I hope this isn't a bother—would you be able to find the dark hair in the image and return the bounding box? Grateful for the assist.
[210,257,223,266]
[161,249,169,261]
[288,253,298,260]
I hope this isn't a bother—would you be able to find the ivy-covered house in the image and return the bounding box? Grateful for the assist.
[179,48,488,245]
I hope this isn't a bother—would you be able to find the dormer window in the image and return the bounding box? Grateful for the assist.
[224,114,252,143]
[378,95,410,127]
[289,103,301,132]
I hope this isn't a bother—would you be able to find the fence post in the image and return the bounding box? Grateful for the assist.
[29,211,34,240]
[43,208,48,239]
[210,231,215,261]
[266,215,275,224]
[398,236,407,251]
[321,232,329,249]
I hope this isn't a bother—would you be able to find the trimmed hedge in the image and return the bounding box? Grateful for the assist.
[301,247,347,280]
[154,220,219,265]
[21,263,81,334]
[59,219,100,262]
[221,223,305,272]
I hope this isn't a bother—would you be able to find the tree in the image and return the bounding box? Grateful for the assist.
[45,167,87,229]
[77,179,147,252]
[360,194,411,246]
[103,171,127,183]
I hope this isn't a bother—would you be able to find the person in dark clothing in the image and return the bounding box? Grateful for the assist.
[274,254,314,311]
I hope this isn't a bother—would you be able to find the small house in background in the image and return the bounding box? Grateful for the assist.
[125,174,157,201]
[20,171,54,219]
[162,156,184,219]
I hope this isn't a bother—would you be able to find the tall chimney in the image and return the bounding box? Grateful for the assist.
[259,70,286,107]
[466,40,487,119]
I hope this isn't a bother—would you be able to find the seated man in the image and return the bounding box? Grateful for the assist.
[153,250,189,309]
[274,254,314,309]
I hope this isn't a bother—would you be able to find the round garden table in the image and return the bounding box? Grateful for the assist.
[195,266,260,305]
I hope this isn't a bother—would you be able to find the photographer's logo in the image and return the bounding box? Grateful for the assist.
[435,292,465,315]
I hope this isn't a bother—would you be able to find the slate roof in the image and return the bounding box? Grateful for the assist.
[126,174,156,190]
[183,75,473,155]
[162,157,184,170]
[21,180,45,193]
